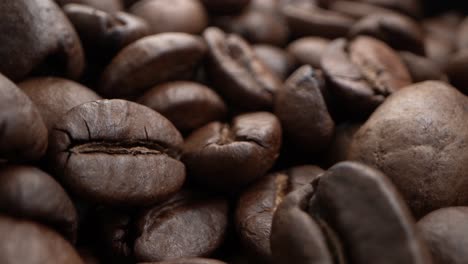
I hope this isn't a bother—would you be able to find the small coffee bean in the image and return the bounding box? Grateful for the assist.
[56,0,124,13]
[19,77,101,131]
[99,33,206,98]
[275,65,335,154]
[418,207,468,264]
[0,0,84,81]
[0,73,48,161]
[138,81,227,132]
[253,44,296,80]
[399,51,447,82]
[287,37,330,69]
[0,215,84,264]
[203,27,281,111]
[183,112,282,191]
[48,99,186,206]
[0,165,78,242]
[236,165,324,261]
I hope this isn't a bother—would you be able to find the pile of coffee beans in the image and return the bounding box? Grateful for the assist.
[1,0,468,264]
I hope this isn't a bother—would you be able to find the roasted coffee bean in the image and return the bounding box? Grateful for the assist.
[271,161,432,264]
[0,73,48,161]
[64,4,149,61]
[349,81,468,217]
[418,207,468,264]
[0,0,84,81]
[48,99,186,206]
[130,0,208,35]
[138,81,227,132]
[56,0,124,13]
[0,215,84,264]
[275,65,335,154]
[19,77,101,131]
[399,51,447,82]
[456,17,468,50]
[99,33,206,98]
[324,122,361,166]
[287,37,330,69]
[203,27,281,111]
[349,12,425,55]
[134,191,228,261]
[0,165,78,242]
[358,0,421,18]
[446,49,468,94]
[183,112,281,191]
[236,165,324,262]
[253,45,296,80]
[139,258,227,264]
[321,36,412,117]
[201,0,251,15]
[423,13,459,69]
[328,1,395,19]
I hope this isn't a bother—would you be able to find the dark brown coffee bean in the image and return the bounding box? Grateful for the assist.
[253,45,296,80]
[19,77,101,131]
[236,165,324,261]
[456,17,468,50]
[0,74,48,161]
[328,1,395,19]
[349,12,425,55]
[0,0,84,81]
[201,0,251,15]
[281,1,355,38]
[139,258,227,264]
[64,4,149,60]
[99,33,206,98]
[130,0,208,35]
[0,165,78,242]
[56,0,124,13]
[0,215,84,264]
[358,0,421,18]
[287,37,330,69]
[48,99,185,206]
[324,122,361,166]
[349,81,468,217]
[183,112,282,191]
[134,191,229,261]
[418,207,468,264]
[399,51,447,82]
[446,49,468,94]
[138,81,227,132]
[271,162,432,264]
[203,27,281,111]
[275,65,335,154]
[321,36,412,117]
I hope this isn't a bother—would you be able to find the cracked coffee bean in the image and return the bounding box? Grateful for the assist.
[271,161,432,264]
[321,36,412,117]
[236,165,324,262]
[48,99,186,206]
[183,112,281,191]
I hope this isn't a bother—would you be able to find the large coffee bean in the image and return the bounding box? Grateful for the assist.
[0,0,84,81]
[203,27,281,111]
[0,165,78,242]
[183,112,282,191]
[236,165,323,261]
[0,73,48,161]
[0,215,84,264]
[99,33,206,98]
[418,207,468,264]
[271,161,432,264]
[349,81,468,217]
[19,77,101,131]
[48,99,185,206]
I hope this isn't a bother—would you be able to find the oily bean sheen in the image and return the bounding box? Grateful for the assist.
[134,191,229,261]
[0,0,84,81]
[399,52,447,82]
[253,45,296,81]
[64,4,150,60]
[349,12,425,55]
[203,27,281,111]
[0,165,78,242]
[48,99,185,206]
[0,215,84,264]
[349,81,468,217]
[99,33,206,98]
[275,65,335,154]
[418,207,468,264]
[19,77,101,131]
[321,36,412,117]
[139,258,227,264]
[56,0,124,13]
[130,0,208,35]
[183,112,282,191]
[271,161,432,264]
[287,37,330,69]
[138,81,227,132]
[236,166,324,262]
[0,74,48,161]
